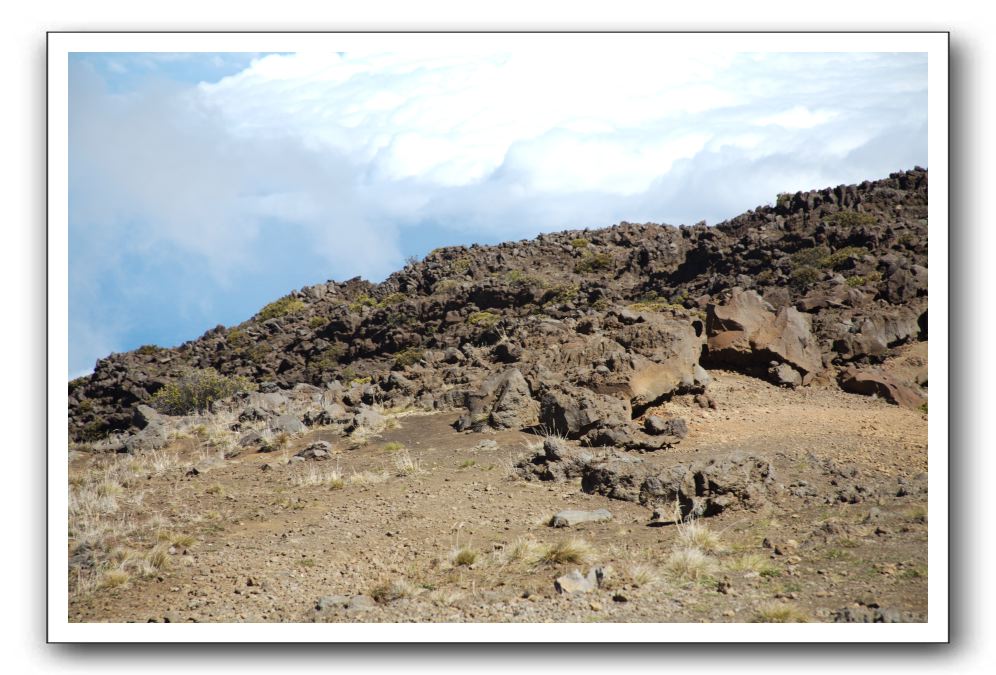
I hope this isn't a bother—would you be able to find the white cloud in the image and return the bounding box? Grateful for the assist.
[755,105,838,129]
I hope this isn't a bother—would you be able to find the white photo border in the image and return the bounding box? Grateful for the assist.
[47,30,949,643]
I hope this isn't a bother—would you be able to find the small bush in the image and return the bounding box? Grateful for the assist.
[150,368,256,415]
[821,246,868,269]
[543,283,580,306]
[574,252,613,274]
[136,344,161,356]
[789,266,821,290]
[393,347,424,368]
[826,210,877,228]
[348,295,378,312]
[467,310,501,328]
[788,246,831,269]
[308,316,327,329]
[258,296,307,321]
[570,237,590,249]
[226,328,248,345]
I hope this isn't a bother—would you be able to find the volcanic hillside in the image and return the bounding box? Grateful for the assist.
[69,168,928,448]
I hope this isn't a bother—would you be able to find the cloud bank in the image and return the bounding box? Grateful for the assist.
[68,50,927,376]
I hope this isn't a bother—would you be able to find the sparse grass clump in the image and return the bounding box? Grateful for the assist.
[570,237,590,249]
[726,553,780,577]
[501,538,544,566]
[383,442,405,453]
[205,484,225,496]
[258,296,307,321]
[157,531,195,548]
[308,316,328,329]
[150,368,255,415]
[348,470,391,486]
[291,464,345,489]
[540,538,593,565]
[753,602,809,623]
[393,450,423,477]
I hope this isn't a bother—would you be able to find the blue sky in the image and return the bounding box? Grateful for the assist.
[68,50,927,378]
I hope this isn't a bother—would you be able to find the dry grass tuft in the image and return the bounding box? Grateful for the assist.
[628,563,661,588]
[100,569,131,589]
[676,519,726,554]
[451,545,479,567]
[291,463,345,489]
[394,449,423,477]
[369,578,415,604]
[665,547,718,582]
[753,602,809,623]
[540,538,594,565]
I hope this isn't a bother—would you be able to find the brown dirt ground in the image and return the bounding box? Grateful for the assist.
[68,359,929,624]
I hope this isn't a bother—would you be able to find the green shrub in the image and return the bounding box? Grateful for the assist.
[543,283,580,306]
[258,296,307,321]
[451,257,472,274]
[570,237,590,249]
[136,344,161,356]
[226,328,248,345]
[574,252,613,274]
[308,316,327,329]
[775,193,793,209]
[826,210,877,228]
[789,266,821,290]
[467,310,501,328]
[393,347,424,368]
[150,368,256,415]
[504,270,544,287]
[788,246,831,269]
[348,295,378,312]
[434,278,463,293]
[821,246,868,269]
[307,344,347,374]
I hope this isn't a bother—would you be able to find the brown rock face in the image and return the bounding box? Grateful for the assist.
[839,367,926,410]
[705,288,822,383]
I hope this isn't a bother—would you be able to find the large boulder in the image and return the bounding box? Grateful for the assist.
[454,368,539,431]
[830,307,920,360]
[706,288,822,383]
[839,367,926,409]
[582,452,775,518]
[538,384,630,439]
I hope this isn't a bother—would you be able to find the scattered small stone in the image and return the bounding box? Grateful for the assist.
[550,508,612,528]
[554,567,604,595]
